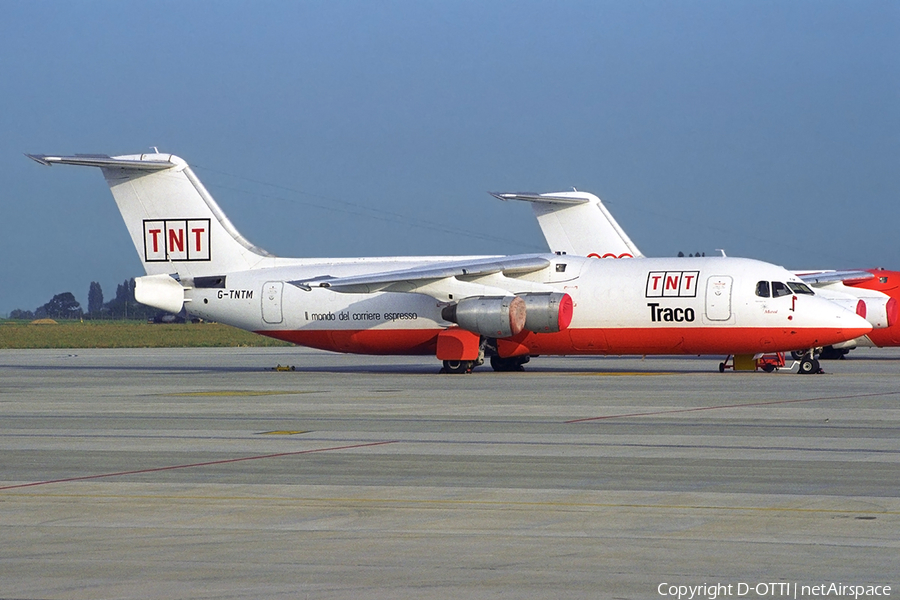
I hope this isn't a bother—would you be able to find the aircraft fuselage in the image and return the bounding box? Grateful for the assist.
[184,255,866,357]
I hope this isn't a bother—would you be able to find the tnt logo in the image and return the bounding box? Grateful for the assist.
[143,219,210,262]
[645,271,699,298]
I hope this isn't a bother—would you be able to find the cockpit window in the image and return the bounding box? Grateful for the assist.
[787,282,814,295]
[755,281,770,297]
[771,281,792,298]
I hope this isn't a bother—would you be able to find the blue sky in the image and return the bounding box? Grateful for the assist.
[2,1,897,316]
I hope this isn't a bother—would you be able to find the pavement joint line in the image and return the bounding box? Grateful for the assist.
[571,372,677,376]
[0,491,897,515]
[566,390,900,423]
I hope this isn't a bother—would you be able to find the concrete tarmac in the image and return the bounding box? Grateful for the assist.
[0,347,898,599]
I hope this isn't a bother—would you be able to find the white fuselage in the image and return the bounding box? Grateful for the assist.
[27,152,873,364]
[184,255,869,357]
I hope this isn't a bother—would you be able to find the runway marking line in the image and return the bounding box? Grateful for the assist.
[566,390,900,423]
[167,390,320,397]
[0,440,397,492]
[258,430,309,435]
[1,491,897,516]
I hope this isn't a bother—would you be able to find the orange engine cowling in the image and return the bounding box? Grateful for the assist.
[520,292,574,333]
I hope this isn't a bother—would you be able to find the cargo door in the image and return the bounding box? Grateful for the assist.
[705,276,732,321]
[262,281,284,324]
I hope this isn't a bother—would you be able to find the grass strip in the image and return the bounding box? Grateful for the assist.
[0,320,292,349]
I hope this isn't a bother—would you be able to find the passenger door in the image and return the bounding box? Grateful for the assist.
[262,281,283,324]
[705,276,732,321]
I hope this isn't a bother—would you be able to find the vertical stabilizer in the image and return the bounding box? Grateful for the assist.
[491,191,644,258]
[27,153,273,277]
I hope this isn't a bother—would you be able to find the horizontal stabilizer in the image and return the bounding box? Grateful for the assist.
[27,151,273,278]
[490,192,589,205]
[26,153,175,171]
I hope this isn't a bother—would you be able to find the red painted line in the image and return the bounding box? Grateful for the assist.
[565,391,900,424]
[0,440,398,491]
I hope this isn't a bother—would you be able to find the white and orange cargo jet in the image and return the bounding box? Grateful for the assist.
[492,190,899,361]
[27,152,871,374]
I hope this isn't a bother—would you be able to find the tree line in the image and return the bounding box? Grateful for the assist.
[9,279,161,321]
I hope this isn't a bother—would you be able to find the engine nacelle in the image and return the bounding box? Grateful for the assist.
[860,296,898,329]
[134,273,185,314]
[441,296,526,338]
[519,292,574,333]
[830,296,897,329]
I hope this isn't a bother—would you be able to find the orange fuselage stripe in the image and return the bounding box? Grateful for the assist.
[258,325,871,356]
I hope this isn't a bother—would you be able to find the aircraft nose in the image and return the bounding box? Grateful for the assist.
[807,296,872,346]
[840,305,874,337]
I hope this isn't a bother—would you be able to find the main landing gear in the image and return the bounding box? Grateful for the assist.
[441,359,477,374]
[443,354,531,374]
[792,346,849,361]
[490,354,530,372]
[440,338,531,374]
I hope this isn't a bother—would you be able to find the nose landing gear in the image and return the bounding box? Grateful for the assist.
[718,350,823,374]
[797,353,821,375]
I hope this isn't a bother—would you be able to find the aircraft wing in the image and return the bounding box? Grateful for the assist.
[798,270,875,285]
[290,254,551,295]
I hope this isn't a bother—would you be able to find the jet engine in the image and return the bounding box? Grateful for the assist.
[863,296,898,329]
[520,292,574,333]
[828,296,897,329]
[441,296,526,338]
[441,292,574,338]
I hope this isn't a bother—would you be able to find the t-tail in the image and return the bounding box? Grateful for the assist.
[26,152,273,278]
[490,191,643,259]
[27,152,278,315]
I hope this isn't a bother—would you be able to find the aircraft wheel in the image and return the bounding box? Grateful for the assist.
[762,364,776,373]
[490,355,528,372]
[718,362,726,373]
[797,355,818,374]
[442,360,472,374]
[818,346,848,360]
